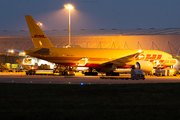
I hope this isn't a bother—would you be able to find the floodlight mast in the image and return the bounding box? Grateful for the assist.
[65,4,73,45]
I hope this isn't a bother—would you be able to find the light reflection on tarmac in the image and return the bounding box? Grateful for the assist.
[0,72,180,84]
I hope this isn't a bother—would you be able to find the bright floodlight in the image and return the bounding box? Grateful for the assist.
[64,4,74,45]
[37,22,43,26]
[65,4,73,9]
[19,52,26,56]
[9,50,14,53]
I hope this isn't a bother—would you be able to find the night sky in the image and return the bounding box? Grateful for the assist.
[1,0,180,31]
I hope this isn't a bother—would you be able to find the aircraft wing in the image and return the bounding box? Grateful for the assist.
[100,52,141,66]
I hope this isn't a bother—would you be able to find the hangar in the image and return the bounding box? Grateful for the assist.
[0,28,180,54]
[0,28,180,70]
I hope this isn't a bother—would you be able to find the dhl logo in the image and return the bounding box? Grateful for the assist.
[136,54,176,64]
[32,35,47,38]
[136,54,162,61]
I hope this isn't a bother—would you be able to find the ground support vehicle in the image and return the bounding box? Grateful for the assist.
[0,63,13,72]
[156,68,176,76]
[25,65,75,76]
[131,69,145,80]
[100,69,145,80]
[53,66,75,76]
[82,68,98,76]
[25,69,36,75]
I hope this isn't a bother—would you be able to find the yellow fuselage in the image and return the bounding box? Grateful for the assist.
[25,47,176,68]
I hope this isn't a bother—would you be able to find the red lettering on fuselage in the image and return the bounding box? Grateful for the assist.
[164,60,169,63]
[32,35,47,38]
[156,55,162,59]
[145,54,157,61]
[159,60,164,63]
[136,54,163,61]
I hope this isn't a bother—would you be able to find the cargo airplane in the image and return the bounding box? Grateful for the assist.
[24,15,176,76]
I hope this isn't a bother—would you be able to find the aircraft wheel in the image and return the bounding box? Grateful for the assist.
[106,72,110,76]
[85,72,98,76]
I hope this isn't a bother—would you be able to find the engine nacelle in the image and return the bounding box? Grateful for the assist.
[135,60,153,73]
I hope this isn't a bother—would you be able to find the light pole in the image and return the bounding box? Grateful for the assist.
[65,4,73,45]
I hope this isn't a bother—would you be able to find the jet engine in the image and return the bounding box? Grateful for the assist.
[135,60,153,73]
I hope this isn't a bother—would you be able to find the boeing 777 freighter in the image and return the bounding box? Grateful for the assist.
[24,15,176,76]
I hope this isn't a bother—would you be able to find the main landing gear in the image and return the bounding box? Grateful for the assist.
[84,68,98,76]
[53,66,75,76]
[106,71,119,76]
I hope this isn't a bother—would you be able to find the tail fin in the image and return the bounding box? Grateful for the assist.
[25,15,54,48]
